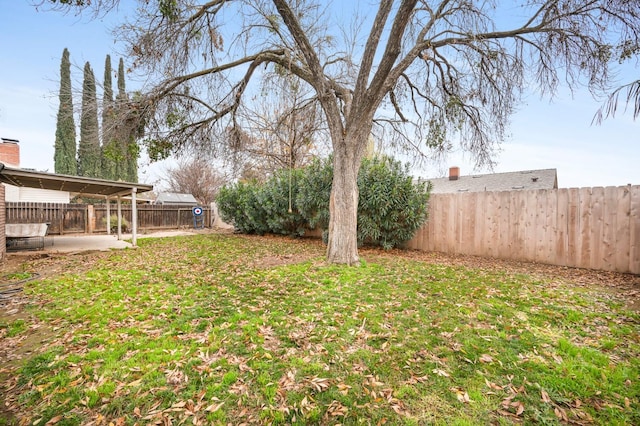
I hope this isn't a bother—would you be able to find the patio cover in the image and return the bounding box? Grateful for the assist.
[0,163,153,246]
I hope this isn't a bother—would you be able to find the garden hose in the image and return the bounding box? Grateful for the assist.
[0,272,40,300]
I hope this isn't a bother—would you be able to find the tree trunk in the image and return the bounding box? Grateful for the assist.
[326,134,364,265]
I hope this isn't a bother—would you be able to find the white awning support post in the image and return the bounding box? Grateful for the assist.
[131,188,138,247]
[117,196,122,240]
[106,196,111,235]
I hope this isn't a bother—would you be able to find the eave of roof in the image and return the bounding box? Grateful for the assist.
[156,192,198,203]
[0,163,153,197]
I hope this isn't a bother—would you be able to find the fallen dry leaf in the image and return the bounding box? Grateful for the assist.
[432,368,450,377]
[450,387,471,403]
[337,383,352,395]
[514,401,525,416]
[307,377,331,392]
[326,400,348,417]
[554,406,568,421]
[205,401,224,412]
[484,378,504,391]
[479,354,493,363]
[45,416,63,425]
[126,378,143,387]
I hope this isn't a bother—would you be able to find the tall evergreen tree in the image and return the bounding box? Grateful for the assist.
[78,62,101,178]
[101,54,118,180]
[115,58,139,182]
[54,48,77,175]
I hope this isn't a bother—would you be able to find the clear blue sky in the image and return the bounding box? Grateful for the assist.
[0,1,638,188]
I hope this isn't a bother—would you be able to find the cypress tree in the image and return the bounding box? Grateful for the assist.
[54,48,77,175]
[101,54,119,180]
[116,58,139,182]
[78,62,101,178]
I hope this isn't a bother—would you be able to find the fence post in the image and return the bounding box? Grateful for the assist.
[0,185,5,262]
[87,204,95,234]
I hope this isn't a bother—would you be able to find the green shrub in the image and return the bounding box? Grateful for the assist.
[101,214,129,233]
[259,168,308,237]
[216,155,431,248]
[357,157,431,249]
[296,157,333,238]
[216,181,269,234]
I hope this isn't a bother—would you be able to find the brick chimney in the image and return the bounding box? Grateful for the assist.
[449,166,460,181]
[0,138,20,167]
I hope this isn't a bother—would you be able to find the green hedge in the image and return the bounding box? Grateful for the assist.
[216,156,432,249]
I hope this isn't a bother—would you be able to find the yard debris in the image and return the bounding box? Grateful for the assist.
[432,368,450,377]
[479,353,494,363]
[325,400,348,418]
[306,376,331,392]
[450,387,472,403]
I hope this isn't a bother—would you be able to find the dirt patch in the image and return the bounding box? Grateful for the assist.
[0,251,108,362]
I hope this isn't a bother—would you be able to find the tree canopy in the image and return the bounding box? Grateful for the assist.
[54,48,77,175]
[78,61,101,178]
[44,0,640,264]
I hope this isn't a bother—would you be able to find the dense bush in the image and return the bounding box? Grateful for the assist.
[216,155,432,248]
[259,168,307,237]
[357,157,431,249]
[216,180,269,234]
[296,157,333,239]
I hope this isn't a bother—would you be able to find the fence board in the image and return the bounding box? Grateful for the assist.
[602,187,619,272]
[498,192,512,258]
[630,186,640,274]
[439,195,455,253]
[566,188,580,267]
[590,187,605,271]
[614,186,631,273]
[578,188,592,269]
[470,194,487,256]
[449,194,457,251]
[556,189,569,266]
[464,193,476,256]
[535,189,547,264]
[485,192,498,258]
[523,190,537,261]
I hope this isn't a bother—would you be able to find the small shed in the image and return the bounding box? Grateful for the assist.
[155,192,198,206]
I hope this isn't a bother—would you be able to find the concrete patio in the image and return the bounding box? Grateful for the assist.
[40,230,198,253]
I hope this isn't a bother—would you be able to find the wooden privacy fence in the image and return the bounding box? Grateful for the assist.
[5,202,86,234]
[5,202,211,235]
[407,185,640,274]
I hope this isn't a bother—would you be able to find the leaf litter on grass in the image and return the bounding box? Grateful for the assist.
[0,233,638,425]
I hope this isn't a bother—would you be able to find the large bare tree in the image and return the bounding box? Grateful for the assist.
[45,0,640,264]
[236,74,326,179]
[164,156,229,205]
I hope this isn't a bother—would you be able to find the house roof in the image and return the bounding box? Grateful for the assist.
[427,168,558,194]
[155,192,199,205]
[0,163,153,197]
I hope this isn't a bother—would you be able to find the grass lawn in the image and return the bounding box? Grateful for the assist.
[0,233,638,425]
